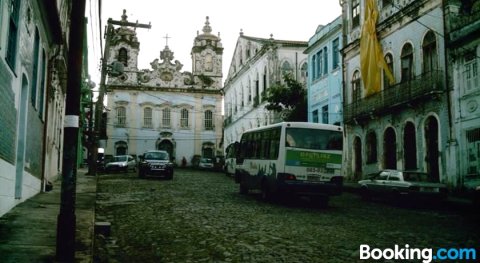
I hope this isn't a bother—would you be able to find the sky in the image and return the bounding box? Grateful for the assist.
[86,0,342,87]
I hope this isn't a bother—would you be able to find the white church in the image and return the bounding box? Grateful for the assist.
[104,12,224,166]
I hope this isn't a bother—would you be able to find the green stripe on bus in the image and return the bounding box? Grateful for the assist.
[286,150,342,167]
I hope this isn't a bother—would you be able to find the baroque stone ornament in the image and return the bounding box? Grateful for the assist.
[160,71,174,82]
[466,99,478,113]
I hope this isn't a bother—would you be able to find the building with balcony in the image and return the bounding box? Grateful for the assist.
[340,0,452,185]
[444,0,480,186]
[223,32,308,147]
[104,14,224,164]
[304,16,343,126]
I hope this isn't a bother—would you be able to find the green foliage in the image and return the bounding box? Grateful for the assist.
[263,74,307,121]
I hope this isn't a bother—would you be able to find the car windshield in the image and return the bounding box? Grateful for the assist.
[144,152,168,160]
[112,156,127,162]
[201,158,212,163]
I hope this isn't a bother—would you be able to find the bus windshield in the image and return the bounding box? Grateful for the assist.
[285,127,342,151]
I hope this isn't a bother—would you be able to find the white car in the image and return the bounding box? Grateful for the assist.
[358,170,448,201]
[105,155,137,173]
[198,158,214,170]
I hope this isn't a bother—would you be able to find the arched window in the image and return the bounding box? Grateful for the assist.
[366,131,378,164]
[352,70,361,102]
[180,108,189,128]
[384,53,394,89]
[118,48,128,66]
[401,43,414,82]
[144,107,152,128]
[282,61,292,76]
[162,108,171,127]
[300,62,308,82]
[116,107,126,127]
[422,31,437,74]
[204,110,213,130]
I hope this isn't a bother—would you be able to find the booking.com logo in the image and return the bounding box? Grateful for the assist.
[360,244,477,263]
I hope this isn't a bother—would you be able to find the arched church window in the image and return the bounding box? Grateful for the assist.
[118,48,128,66]
[162,108,171,127]
[282,61,292,76]
[300,62,308,83]
[204,110,213,130]
[180,108,189,128]
[116,106,126,127]
[144,107,152,128]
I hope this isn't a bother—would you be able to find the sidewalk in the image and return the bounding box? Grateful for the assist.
[0,168,96,262]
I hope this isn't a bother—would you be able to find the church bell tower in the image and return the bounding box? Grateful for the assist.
[191,16,223,89]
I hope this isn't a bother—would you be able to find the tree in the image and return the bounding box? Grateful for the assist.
[263,74,307,121]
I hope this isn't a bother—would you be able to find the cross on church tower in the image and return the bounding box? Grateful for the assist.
[163,34,171,46]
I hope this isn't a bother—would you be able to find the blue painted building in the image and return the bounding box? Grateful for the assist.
[305,16,343,126]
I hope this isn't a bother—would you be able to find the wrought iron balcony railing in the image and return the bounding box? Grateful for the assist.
[344,70,445,123]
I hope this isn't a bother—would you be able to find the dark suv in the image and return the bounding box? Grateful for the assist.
[138,150,173,179]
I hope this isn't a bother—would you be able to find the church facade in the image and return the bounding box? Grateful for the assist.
[104,13,224,166]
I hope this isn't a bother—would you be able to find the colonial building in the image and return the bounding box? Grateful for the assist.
[340,0,452,184]
[223,32,308,147]
[104,14,224,165]
[444,0,480,185]
[304,16,343,126]
[0,0,75,216]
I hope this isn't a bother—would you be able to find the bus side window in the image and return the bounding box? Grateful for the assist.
[270,128,280,159]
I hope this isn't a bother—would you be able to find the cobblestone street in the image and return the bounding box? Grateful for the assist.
[94,169,479,262]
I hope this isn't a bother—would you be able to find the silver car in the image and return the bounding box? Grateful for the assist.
[105,155,137,173]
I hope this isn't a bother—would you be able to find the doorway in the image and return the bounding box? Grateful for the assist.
[383,127,397,169]
[425,116,440,182]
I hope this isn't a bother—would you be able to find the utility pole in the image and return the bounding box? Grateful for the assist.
[91,10,151,175]
[56,0,86,261]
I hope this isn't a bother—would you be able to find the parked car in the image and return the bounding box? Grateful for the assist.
[358,170,448,201]
[105,155,137,173]
[463,174,480,207]
[198,157,214,170]
[138,150,173,179]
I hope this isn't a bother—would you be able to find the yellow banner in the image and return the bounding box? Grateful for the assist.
[360,0,395,97]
